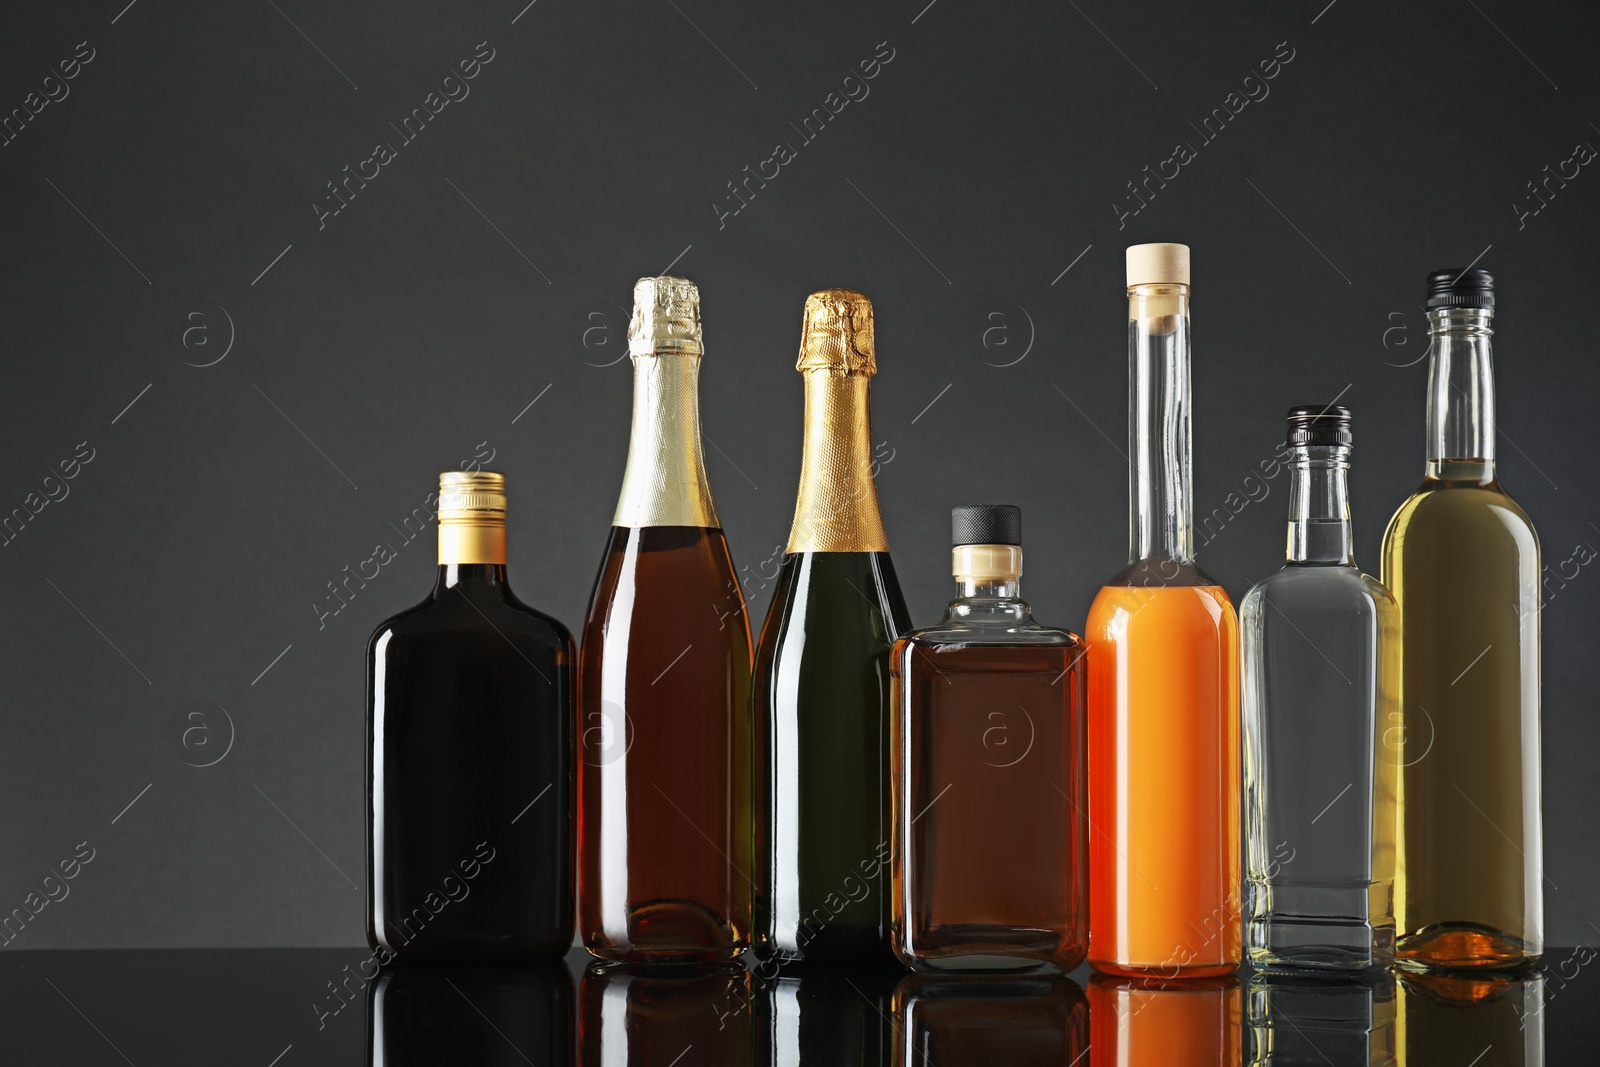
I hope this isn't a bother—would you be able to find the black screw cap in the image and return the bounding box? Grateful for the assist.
[952,504,1022,547]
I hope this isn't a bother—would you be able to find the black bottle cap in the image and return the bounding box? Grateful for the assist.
[1286,404,1353,448]
[952,504,1021,547]
[1425,267,1494,310]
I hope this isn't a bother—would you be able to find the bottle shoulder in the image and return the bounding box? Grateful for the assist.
[1241,565,1393,621]
[371,586,573,653]
[903,621,1082,650]
[1382,479,1540,555]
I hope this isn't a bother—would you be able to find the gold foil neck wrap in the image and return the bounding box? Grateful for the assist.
[438,470,507,565]
[786,374,889,553]
[952,544,1022,580]
[629,276,703,358]
[613,355,720,528]
[797,289,875,377]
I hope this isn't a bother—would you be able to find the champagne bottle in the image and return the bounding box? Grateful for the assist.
[1085,243,1241,977]
[1381,268,1543,971]
[366,470,574,960]
[754,289,910,967]
[578,276,754,964]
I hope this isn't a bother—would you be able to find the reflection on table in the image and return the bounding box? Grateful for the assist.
[895,973,1087,1065]
[1397,969,1544,1067]
[355,955,1557,1066]
[367,961,573,1066]
[759,964,899,1065]
[1248,969,1396,1065]
[1089,973,1242,1066]
[579,960,754,1065]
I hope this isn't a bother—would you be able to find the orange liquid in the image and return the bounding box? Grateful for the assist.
[1086,583,1240,975]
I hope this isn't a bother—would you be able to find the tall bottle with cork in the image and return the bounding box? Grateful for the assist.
[1085,242,1241,977]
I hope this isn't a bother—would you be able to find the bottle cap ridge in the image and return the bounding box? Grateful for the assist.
[438,470,507,523]
[1126,243,1191,288]
[1425,267,1494,310]
[629,276,703,357]
[1285,404,1353,449]
[797,289,876,376]
[952,504,1022,547]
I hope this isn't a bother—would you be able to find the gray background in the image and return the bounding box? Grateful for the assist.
[0,0,1594,949]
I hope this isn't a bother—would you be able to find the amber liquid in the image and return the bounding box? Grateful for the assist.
[894,641,1087,971]
[1086,573,1241,976]
[578,525,754,962]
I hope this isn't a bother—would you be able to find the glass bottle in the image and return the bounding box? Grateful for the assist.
[366,470,574,960]
[891,505,1087,973]
[1086,243,1241,977]
[1242,405,1398,971]
[754,289,910,967]
[578,276,754,963]
[1381,268,1542,971]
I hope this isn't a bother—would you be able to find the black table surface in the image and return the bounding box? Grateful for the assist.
[0,946,1588,1064]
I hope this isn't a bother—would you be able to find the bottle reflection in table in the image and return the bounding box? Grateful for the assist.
[1248,969,1396,1065]
[894,973,1087,1065]
[367,961,573,1067]
[755,964,899,1066]
[1397,969,1544,1067]
[1088,973,1242,1066]
[579,960,754,1066]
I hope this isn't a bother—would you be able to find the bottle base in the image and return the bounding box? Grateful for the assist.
[1088,959,1240,980]
[581,899,747,965]
[1395,923,1541,972]
[1248,914,1395,973]
[897,925,1086,975]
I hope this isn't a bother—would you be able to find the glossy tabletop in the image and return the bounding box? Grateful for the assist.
[0,947,1589,1064]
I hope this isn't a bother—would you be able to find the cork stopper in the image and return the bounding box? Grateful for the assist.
[629,276,703,357]
[1126,243,1191,288]
[797,289,876,376]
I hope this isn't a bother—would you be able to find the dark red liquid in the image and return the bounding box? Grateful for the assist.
[578,526,753,962]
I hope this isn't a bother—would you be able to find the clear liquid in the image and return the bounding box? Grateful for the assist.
[1242,563,1398,971]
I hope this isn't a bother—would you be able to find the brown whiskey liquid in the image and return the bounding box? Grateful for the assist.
[895,641,1087,970]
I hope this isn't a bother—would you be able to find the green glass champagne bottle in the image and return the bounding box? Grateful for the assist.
[754,289,910,967]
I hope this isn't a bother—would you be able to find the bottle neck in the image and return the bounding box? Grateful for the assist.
[1425,308,1496,483]
[1285,445,1354,565]
[433,563,508,594]
[787,372,887,553]
[956,575,1021,599]
[946,545,1028,623]
[614,353,720,528]
[1127,284,1194,565]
